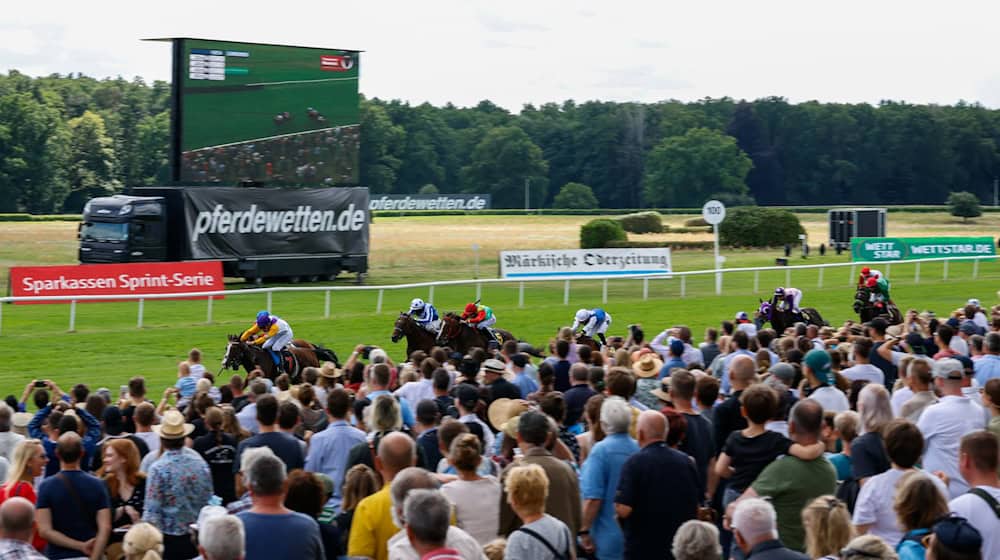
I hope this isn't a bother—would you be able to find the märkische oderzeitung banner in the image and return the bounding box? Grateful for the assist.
[851,237,997,262]
[500,248,671,278]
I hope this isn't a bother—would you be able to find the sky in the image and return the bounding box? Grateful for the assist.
[4,0,1000,112]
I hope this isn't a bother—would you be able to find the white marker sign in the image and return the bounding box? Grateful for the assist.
[702,199,726,225]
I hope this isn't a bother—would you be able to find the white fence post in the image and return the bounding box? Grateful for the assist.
[518,282,525,308]
[642,278,649,301]
[476,282,481,302]
[266,291,272,312]
[376,289,384,314]
[915,262,921,284]
[206,296,213,324]
[973,258,979,279]
[324,290,331,319]
[943,260,949,280]
[680,276,686,298]
[0,300,4,336]
[69,300,76,332]
[429,285,435,304]
[785,268,791,288]
[602,279,608,305]
[886,263,892,282]
[137,298,144,329]
[849,265,856,285]
[563,280,570,305]
[818,267,824,289]
[754,271,759,294]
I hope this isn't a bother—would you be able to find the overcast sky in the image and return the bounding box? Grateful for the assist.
[4,0,1000,112]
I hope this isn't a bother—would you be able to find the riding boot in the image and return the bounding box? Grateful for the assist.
[597,333,608,347]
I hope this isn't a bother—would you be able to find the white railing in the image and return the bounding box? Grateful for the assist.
[0,255,994,335]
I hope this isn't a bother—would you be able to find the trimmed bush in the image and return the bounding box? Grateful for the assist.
[605,240,715,250]
[719,207,804,247]
[683,217,709,227]
[580,219,627,249]
[553,182,599,209]
[615,211,664,234]
[669,226,712,234]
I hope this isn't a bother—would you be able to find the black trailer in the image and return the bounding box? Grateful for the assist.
[79,186,369,283]
[828,208,887,250]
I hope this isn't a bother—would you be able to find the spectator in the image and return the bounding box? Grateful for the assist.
[276,401,305,453]
[801,350,850,413]
[133,402,160,459]
[668,369,715,494]
[431,369,457,419]
[948,431,1000,559]
[227,447,277,515]
[576,394,605,464]
[700,328,722,367]
[632,353,663,409]
[386,468,484,560]
[900,360,938,423]
[454,385,493,454]
[28,396,102,478]
[499,410,581,538]
[853,419,947,546]
[197,514,245,560]
[394,358,436,407]
[348,432,416,560]
[579,397,639,559]
[841,338,885,386]
[305,388,366,512]
[923,516,983,560]
[441,433,501,545]
[839,535,898,560]
[503,464,575,560]
[357,363,415,429]
[0,402,25,463]
[527,362,556,403]
[234,394,304,473]
[827,410,860,482]
[414,400,443,471]
[551,340,573,392]
[400,489,469,560]
[36,432,112,560]
[917,359,986,498]
[193,407,238,505]
[801,495,853,560]
[142,410,212,560]
[714,355,754,451]
[539,393,581,464]
[563,364,596,429]
[851,384,893,484]
[235,381,267,435]
[510,354,539,399]
[672,520,722,560]
[297,383,329,435]
[615,410,700,559]
[721,330,756,395]
[605,367,643,433]
[893,472,950,559]
[974,332,1000,386]
[483,359,521,404]
[0,496,46,559]
[0,439,47,551]
[121,522,163,560]
[285,470,341,560]
[103,439,147,537]
[984,379,1000,439]
[334,464,379,554]
[728,399,837,552]
[238,454,324,560]
[730,498,807,559]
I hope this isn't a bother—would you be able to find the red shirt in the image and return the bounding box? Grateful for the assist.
[0,481,46,551]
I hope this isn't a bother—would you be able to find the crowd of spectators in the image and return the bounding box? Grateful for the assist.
[0,300,998,559]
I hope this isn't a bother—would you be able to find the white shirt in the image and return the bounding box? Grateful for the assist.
[682,344,704,367]
[949,485,1000,560]
[854,468,948,546]
[951,336,970,357]
[133,431,160,458]
[917,395,986,498]
[0,432,25,462]
[387,525,487,560]
[441,477,502,545]
[458,413,494,456]
[736,322,758,338]
[810,386,850,413]
[891,386,914,417]
[237,403,260,435]
[840,364,885,386]
[972,312,989,330]
[394,378,434,406]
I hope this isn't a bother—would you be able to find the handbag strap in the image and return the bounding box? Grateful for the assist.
[56,473,97,531]
[968,488,1000,519]
[515,526,568,560]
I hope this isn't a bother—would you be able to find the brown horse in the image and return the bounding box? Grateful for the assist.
[391,313,437,357]
[438,313,516,354]
[853,287,902,325]
[222,335,339,382]
[575,334,600,351]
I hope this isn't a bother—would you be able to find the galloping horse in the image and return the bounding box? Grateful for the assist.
[853,286,902,325]
[438,312,516,354]
[575,334,600,351]
[755,300,828,333]
[391,313,437,356]
[222,335,339,382]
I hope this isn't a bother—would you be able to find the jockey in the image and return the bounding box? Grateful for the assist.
[572,308,613,346]
[461,302,499,344]
[866,275,891,305]
[240,310,294,372]
[408,298,441,337]
[773,287,803,313]
[857,266,885,288]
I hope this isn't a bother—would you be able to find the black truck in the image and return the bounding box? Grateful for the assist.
[79,186,369,283]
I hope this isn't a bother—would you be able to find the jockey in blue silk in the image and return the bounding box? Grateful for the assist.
[572,308,612,346]
[241,310,294,372]
[772,287,803,313]
[408,298,442,337]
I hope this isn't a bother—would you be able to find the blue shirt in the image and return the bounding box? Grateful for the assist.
[975,355,1000,387]
[36,470,111,560]
[512,371,539,399]
[580,432,639,560]
[304,420,366,512]
[28,405,102,477]
[142,447,213,536]
[367,390,415,427]
[659,357,686,379]
[238,511,324,560]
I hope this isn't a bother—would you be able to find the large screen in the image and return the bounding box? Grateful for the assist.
[171,38,360,186]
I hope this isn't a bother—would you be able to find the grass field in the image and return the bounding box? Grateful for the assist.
[1,211,998,400]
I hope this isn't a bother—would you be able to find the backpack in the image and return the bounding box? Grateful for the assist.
[967,487,1000,518]
[515,525,571,560]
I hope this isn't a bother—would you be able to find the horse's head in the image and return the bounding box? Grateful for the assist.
[437,313,461,344]
[222,335,243,370]
[756,299,772,320]
[391,312,409,343]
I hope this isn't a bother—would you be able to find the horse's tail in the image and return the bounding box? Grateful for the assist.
[314,345,340,367]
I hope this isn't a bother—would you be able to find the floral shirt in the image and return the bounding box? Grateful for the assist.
[142,447,212,536]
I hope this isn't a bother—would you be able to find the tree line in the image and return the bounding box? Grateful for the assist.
[2,70,999,212]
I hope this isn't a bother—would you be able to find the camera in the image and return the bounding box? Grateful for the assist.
[34,380,47,388]
[361,345,375,360]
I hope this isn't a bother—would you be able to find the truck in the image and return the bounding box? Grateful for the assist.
[79,186,369,283]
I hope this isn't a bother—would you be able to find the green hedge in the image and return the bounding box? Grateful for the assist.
[720,207,804,247]
[580,219,627,249]
[683,217,709,227]
[605,240,715,250]
[372,204,993,217]
[0,214,81,222]
[615,211,663,234]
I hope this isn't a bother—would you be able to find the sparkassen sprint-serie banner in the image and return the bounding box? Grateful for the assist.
[183,187,370,259]
[500,248,672,278]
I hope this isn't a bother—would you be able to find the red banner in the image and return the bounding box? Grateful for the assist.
[320,55,353,71]
[9,261,224,304]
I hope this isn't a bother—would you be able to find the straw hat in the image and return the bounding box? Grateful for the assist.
[487,398,531,433]
[153,410,194,440]
[632,353,663,379]
[320,362,342,379]
[650,378,671,403]
[12,412,31,436]
[885,324,905,338]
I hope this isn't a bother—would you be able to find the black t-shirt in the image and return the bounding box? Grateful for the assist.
[194,431,238,504]
[615,443,701,560]
[564,385,597,427]
[553,360,572,392]
[232,395,250,412]
[713,391,748,452]
[434,395,458,419]
[417,428,442,472]
[722,430,793,492]
[234,431,304,474]
[870,342,898,389]
[851,432,890,480]
[679,412,716,493]
[487,379,521,405]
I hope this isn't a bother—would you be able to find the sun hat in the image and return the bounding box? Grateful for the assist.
[632,353,664,379]
[487,398,531,433]
[320,362,341,378]
[650,378,671,403]
[153,409,195,440]
[482,359,506,374]
[803,349,834,385]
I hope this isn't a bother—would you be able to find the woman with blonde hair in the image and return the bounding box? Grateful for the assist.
[0,439,47,551]
[894,471,950,559]
[503,463,575,560]
[802,495,854,559]
[333,464,380,554]
[103,439,146,536]
[219,404,251,443]
[841,534,899,560]
[441,433,501,545]
[122,522,163,560]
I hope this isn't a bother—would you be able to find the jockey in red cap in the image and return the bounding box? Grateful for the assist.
[461,302,498,344]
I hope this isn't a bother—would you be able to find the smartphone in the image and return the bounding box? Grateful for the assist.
[34,380,47,388]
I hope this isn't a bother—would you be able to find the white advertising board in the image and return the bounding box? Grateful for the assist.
[499,248,672,278]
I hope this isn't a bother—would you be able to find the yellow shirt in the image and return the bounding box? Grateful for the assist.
[347,485,397,560]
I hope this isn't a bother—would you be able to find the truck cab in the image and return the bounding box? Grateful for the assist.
[79,195,168,263]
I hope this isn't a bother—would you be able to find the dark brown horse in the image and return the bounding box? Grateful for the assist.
[222,335,339,382]
[853,287,902,325]
[391,313,437,357]
[438,313,516,354]
[575,334,600,351]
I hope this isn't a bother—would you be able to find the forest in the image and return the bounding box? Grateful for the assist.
[1,70,998,212]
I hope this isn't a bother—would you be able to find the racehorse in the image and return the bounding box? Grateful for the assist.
[438,312,516,354]
[853,286,902,325]
[222,335,339,382]
[755,299,829,333]
[391,313,437,357]
[575,334,600,351]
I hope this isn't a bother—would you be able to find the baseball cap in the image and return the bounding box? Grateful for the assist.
[932,516,982,554]
[968,298,981,307]
[735,311,748,321]
[803,349,834,385]
[904,333,927,355]
[669,339,685,356]
[953,355,975,377]
[769,362,796,385]
[455,384,480,408]
[959,322,978,335]
[932,358,964,380]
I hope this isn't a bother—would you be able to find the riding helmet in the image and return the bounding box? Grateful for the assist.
[410,298,425,311]
[575,309,590,323]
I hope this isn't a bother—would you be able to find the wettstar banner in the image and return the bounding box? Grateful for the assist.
[9,261,224,304]
[851,237,997,262]
[368,194,491,211]
[500,248,672,278]
[183,187,369,259]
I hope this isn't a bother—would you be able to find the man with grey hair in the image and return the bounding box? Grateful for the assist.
[0,402,24,463]
[579,397,639,558]
[386,469,484,560]
[226,446,279,515]
[0,496,46,559]
[198,515,245,560]
[237,453,323,559]
[974,331,1000,385]
[726,399,835,553]
[731,498,807,559]
[400,490,456,560]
